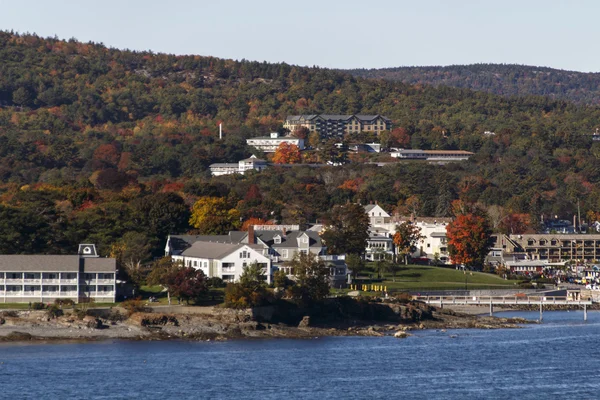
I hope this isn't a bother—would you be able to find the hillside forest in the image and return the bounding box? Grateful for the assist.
[347,64,600,105]
[2,32,600,262]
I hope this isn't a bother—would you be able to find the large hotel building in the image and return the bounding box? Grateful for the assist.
[284,114,392,137]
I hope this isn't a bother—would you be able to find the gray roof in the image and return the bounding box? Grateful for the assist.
[240,157,266,163]
[209,163,239,168]
[181,242,245,259]
[364,204,377,213]
[168,234,245,254]
[169,230,323,255]
[0,255,80,272]
[286,114,391,122]
[83,258,117,272]
[249,230,323,249]
[0,255,116,272]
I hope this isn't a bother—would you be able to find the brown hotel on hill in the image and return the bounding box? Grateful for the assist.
[284,114,392,137]
[496,234,600,262]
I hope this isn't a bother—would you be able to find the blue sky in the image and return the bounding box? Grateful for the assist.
[0,0,597,72]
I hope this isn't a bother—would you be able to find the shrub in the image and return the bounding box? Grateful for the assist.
[31,302,46,310]
[207,277,226,288]
[46,304,64,319]
[394,292,413,304]
[54,299,75,307]
[0,311,18,318]
[121,299,150,315]
[106,310,127,322]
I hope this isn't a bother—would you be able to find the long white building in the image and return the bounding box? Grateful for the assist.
[0,244,116,303]
[210,155,268,176]
[246,132,305,153]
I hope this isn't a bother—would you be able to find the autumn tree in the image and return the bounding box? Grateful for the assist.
[168,266,208,304]
[292,126,310,140]
[308,132,321,150]
[321,203,370,255]
[189,196,241,234]
[393,221,425,264]
[109,231,153,286]
[224,262,271,308]
[446,210,493,270]
[272,142,301,164]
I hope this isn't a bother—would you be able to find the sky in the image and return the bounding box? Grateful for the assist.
[0,0,598,72]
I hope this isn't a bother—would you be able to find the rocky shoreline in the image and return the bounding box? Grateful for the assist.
[0,302,534,344]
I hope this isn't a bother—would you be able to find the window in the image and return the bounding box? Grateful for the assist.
[193,260,198,267]
[302,236,308,244]
[427,243,431,248]
[282,249,288,258]
[300,250,309,255]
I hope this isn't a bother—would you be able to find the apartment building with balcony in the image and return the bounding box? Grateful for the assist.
[499,234,600,263]
[284,114,392,138]
[0,244,116,303]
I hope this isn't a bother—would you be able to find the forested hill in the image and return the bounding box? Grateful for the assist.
[3,32,600,257]
[346,64,600,105]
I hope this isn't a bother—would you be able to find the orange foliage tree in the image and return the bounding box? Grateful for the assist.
[272,143,301,164]
[446,212,493,269]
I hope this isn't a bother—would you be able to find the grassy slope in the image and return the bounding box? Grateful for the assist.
[362,265,520,292]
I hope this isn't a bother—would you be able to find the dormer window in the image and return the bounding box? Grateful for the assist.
[274,235,281,244]
[302,236,309,244]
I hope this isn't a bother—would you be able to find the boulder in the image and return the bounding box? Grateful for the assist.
[394,331,410,339]
[298,316,311,328]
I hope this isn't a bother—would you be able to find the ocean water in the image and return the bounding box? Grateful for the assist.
[0,311,598,400]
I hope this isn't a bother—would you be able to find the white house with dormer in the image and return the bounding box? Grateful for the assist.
[171,241,272,283]
[364,204,391,226]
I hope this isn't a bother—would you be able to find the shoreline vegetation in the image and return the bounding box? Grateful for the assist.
[0,299,536,344]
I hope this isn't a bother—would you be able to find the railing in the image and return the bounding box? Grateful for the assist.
[5,291,42,297]
[4,279,23,284]
[42,279,61,284]
[60,279,78,284]
[92,292,115,297]
[95,279,115,284]
[23,279,41,283]
[415,295,592,305]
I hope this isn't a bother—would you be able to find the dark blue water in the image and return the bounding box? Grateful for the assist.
[1,311,599,399]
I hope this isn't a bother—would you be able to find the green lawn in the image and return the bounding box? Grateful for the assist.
[357,265,521,292]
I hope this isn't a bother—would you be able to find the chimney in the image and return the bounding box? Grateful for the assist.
[248,225,255,244]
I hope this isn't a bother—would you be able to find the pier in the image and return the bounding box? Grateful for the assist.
[414,295,593,321]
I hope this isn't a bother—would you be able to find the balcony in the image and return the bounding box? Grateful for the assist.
[6,291,42,297]
[4,279,23,284]
[92,292,115,298]
[96,279,115,284]
[60,279,78,284]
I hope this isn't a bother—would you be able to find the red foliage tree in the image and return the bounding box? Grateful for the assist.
[166,267,207,304]
[446,213,493,269]
[389,127,411,148]
[93,143,120,166]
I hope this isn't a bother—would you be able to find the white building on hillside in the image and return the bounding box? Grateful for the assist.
[210,155,268,176]
[246,132,305,153]
[171,241,272,283]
